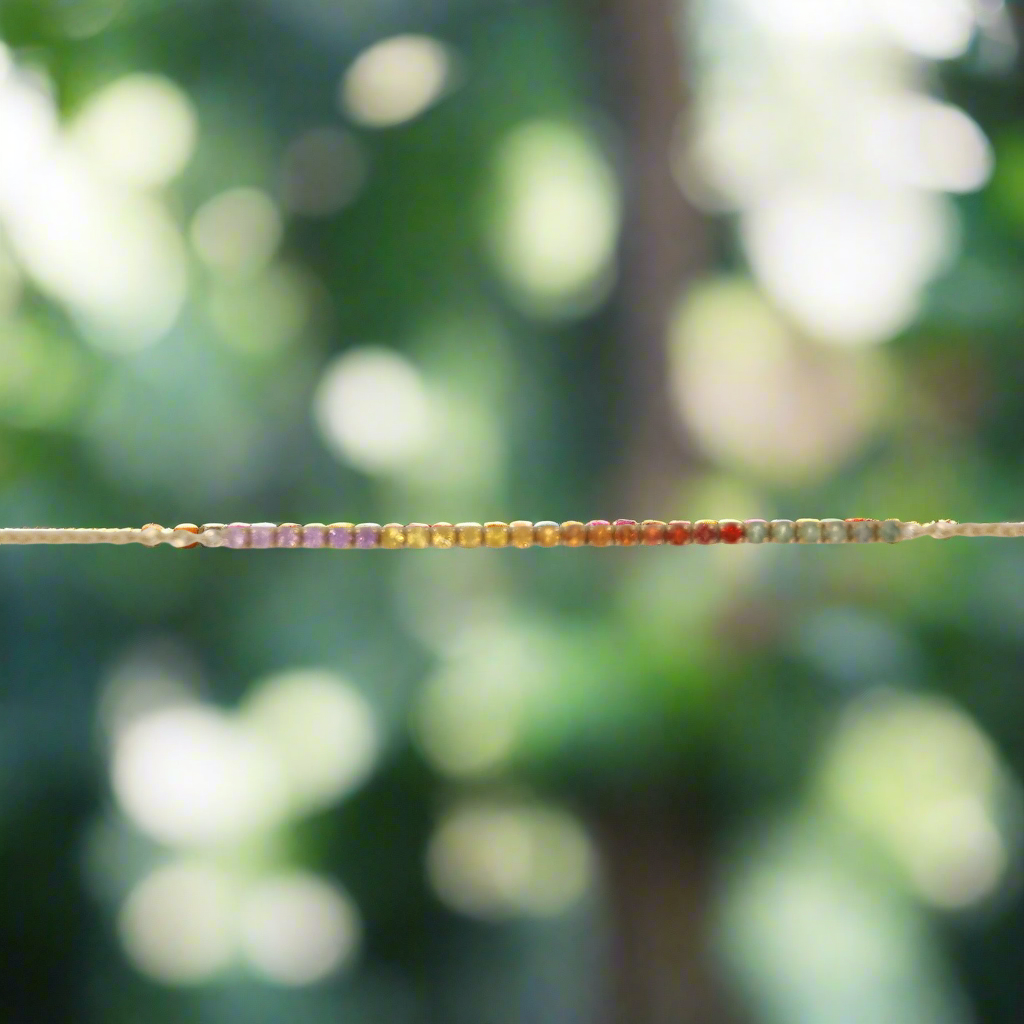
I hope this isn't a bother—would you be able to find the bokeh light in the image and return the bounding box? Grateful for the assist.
[314,346,432,475]
[427,801,593,919]
[281,126,369,217]
[669,279,887,481]
[190,187,283,280]
[239,872,361,985]
[111,704,287,848]
[339,35,453,128]
[69,74,197,188]
[817,690,1020,908]
[488,120,619,316]
[119,860,236,985]
[242,669,379,812]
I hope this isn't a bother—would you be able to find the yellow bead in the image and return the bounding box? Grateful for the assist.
[510,521,534,548]
[561,521,586,547]
[484,522,510,547]
[457,522,484,548]
[405,523,430,548]
[534,521,560,547]
[431,523,456,548]
[381,523,406,548]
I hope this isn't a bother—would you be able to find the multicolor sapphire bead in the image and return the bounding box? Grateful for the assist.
[457,523,484,548]
[821,519,847,544]
[431,523,456,548]
[405,523,430,548]
[744,520,768,544]
[534,522,561,547]
[276,523,301,548]
[640,520,666,545]
[381,524,406,548]
[666,521,691,545]
[879,519,902,543]
[354,523,381,548]
[510,521,534,548]
[328,523,354,548]
[303,523,328,548]
[796,519,822,543]
[693,520,720,545]
[561,521,586,547]
[847,519,877,543]
[186,517,910,549]
[613,520,639,546]
[770,520,795,543]
[484,522,510,548]
[719,520,745,544]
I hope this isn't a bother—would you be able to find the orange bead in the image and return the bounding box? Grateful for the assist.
[510,521,534,548]
[587,520,613,547]
[534,522,561,547]
[561,521,586,547]
[613,520,639,545]
[640,521,666,545]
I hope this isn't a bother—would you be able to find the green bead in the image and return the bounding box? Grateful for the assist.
[745,520,769,544]
[821,519,847,544]
[796,519,822,543]
[879,519,902,543]
[770,520,795,543]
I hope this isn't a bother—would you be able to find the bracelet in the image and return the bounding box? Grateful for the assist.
[1,519,1021,548]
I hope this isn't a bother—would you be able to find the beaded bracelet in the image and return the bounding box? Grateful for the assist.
[1,519,1022,548]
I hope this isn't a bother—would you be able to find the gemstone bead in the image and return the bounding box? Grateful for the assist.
[510,521,534,548]
[847,519,877,543]
[381,524,406,548]
[431,523,456,548]
[613,519,639,545]
[694,520,720,544]
[250,523,276,548]
[744,520,768,544]
[276,523,301,548]
[561,521,586,547]
[769,520,795,543]
[484,522,510,548]
[665,521,691,545]
[303,524,327,548]
[587,520,613,547]
[796,519,822,543]
[719,520,745,544]
[821,519,847,544]
[879,519,902,543]
[535,522,561,547]
[173,524,200,548]
[328,523,354,548]
[405,523,430,549]
[224,522,250,549]
[355,523,381,548]
[640,520,666,545]
[457,523,484,548]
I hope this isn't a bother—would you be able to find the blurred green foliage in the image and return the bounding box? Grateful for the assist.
[0,1,1022,1022]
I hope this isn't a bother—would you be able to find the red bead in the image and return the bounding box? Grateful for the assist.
[665,521,692,545]
[693,520,720,544]
[719,520,745,544]
[613,519,639,545]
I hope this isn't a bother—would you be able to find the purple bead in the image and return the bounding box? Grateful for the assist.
[302,524,327,548]
[354,523,381,549]
[328,523,354,548]
[224,523,250,549]
[276,524,301,548]
[250,523,276,549]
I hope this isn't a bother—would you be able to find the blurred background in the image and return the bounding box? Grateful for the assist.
[1,0,1023,1021]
